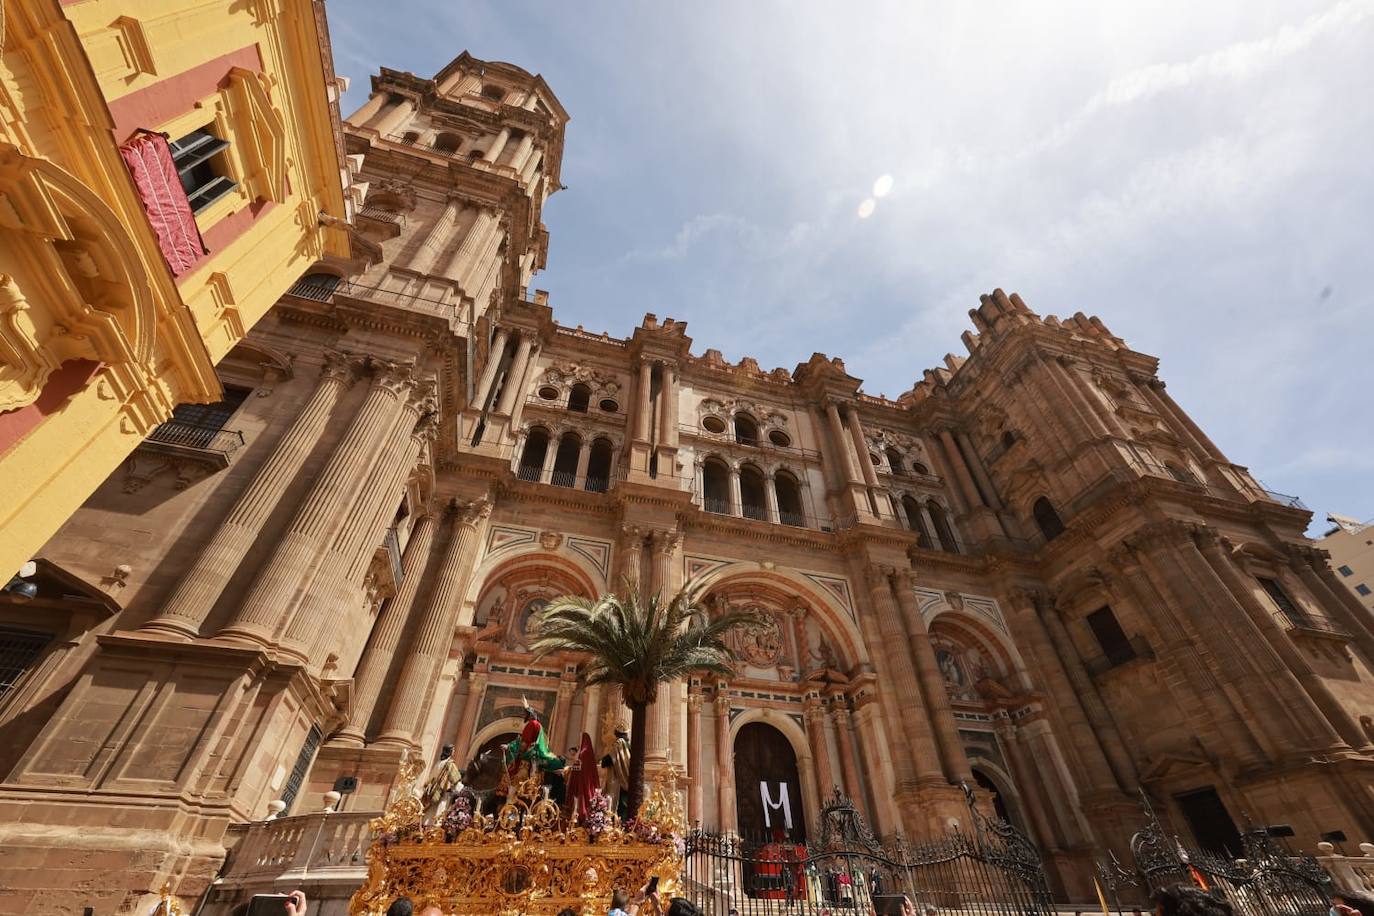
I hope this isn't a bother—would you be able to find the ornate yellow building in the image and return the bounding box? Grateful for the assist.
[2,48,1374,916]
[0,0,355,581]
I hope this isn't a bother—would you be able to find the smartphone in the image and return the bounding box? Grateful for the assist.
[245,895,289,916]
[646,876,660,895]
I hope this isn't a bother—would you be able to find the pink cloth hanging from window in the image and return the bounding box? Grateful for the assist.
[118,130,207,277]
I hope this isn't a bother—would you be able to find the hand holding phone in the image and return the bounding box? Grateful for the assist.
[646,876,660,895]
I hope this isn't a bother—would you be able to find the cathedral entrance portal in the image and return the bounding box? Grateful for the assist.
[733,721,807,842]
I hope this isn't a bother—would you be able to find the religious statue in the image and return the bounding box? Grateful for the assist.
[599,721,632,818]
[504,699,567,802]
[422,744,463,824]
[564,732,601,822]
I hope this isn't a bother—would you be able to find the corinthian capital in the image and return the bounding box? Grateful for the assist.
[456,495,493,527]
[320,349,358,384]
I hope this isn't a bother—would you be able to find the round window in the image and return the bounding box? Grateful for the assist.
[599,398,619,412]
[912,462,930,475]
[702,416,727,434]
[768,429,792,448]
[538,386,559,400]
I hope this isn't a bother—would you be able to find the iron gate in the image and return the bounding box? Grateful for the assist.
[1096,793,1332,916]
[683,786,1054,916]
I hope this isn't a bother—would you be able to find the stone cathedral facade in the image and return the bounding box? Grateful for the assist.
[2,51,1374,915]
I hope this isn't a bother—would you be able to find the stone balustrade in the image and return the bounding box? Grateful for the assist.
[1320,847,1374,895]
[199,810,375,916]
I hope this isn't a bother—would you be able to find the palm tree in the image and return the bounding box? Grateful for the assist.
[529,576,762,821]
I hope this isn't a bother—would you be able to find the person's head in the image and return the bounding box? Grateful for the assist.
[612,889,629,910]
[386,899,414,916]
[925,906,938,916]
[666,898,701,916]
[1153,884,1234,916]
[557,909,578,916]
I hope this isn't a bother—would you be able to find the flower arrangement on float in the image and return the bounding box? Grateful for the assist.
[350,753,686,916]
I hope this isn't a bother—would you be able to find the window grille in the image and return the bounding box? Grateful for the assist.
[0,627,51,704]
[1257,577,1307,627]
[280,724,322,814]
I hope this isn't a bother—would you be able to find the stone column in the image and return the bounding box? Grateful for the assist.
[956,431,1002,509]
[918,433,969,517]
[458,220,505,293]
[506,343,539,432]
[1291,549,1374,667]
[687,690,704,826]
[409,199,462,276]
[520,150,544,184]
[508,131,536,171]
[714,691,736,832]
[442,210,498,283]
[483,127,511,162]
[804,697,835,802]
[644,530,680,772]
[658,363,678,445]
[1002,588,1125,795]
[452,666,489,763]
[634,362,653,443]
[1152,381,1227,461]
[473,327,510,411]
[618,526,645,597]
[764,475,780,524]
[824,402,862,485]
[539,434,559,484]
[892,569,973,782]
[829,703,864,807]
[727,465,742,516]
[332,513,437,746]
[376,497,492,748]
[937,429,985,510]
[574,438,592,489]
[1195,534,1355,749]
[347,92,388,127]
[494,332,533,416]
[144,354,353,639]
[373,98,416,138]
[219,362,414,646]
[846,408,881,491]
[285,387,436,661]
[862,567,946,784]
[849,698,898,836]
[552,673,577,752]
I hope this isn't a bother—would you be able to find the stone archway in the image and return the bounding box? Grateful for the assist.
[733,721,808,842]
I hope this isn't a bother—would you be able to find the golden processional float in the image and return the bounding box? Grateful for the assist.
[349,753,686,916]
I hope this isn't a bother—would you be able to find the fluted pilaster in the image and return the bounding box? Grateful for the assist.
[144,354,353,639]
[892,569,972,783]
[376,496,492,748]
[219,362,415,647]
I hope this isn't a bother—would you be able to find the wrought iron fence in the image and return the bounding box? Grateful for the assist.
[683,787,1053,916]
[1096,793,1332,916]
[147,419,245,455]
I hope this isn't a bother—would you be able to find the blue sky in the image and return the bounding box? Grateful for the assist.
[329,1,1374,533]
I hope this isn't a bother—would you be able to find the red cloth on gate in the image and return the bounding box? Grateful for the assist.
[118,130,207,276]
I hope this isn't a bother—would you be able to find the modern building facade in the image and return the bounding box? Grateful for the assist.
[3,50,1374,915]
[1318,514,1374,614]
[0,0,356,582]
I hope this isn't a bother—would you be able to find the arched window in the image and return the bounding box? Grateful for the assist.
[1001,431,1017,451]
[739,464,766,520]
[775,471,805,528]
[467,149,484,161]
[885,447,905,476]
[585,437,614,492]
[433,132,462,154]
[481,84,505,101]
[702,459,730,515]
[291,272,341,302]
[518,427,549,481]
[734,413,759,445]
[568,383,591,413]
[1032,496,1066,541]
[927,500,959,553]
[551,432,581,487]
[400,130,421,145]
[1165,462,1196,484]
[902,496,933,548]
[912,461,930,476]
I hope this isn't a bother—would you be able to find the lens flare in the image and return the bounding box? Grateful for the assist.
[873,174,894,198]
[857,198,876,219]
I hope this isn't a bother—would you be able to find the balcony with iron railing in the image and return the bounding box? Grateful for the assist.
[1280,611,1351,640]
[137,419,245,476]
[285,276,468,328]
